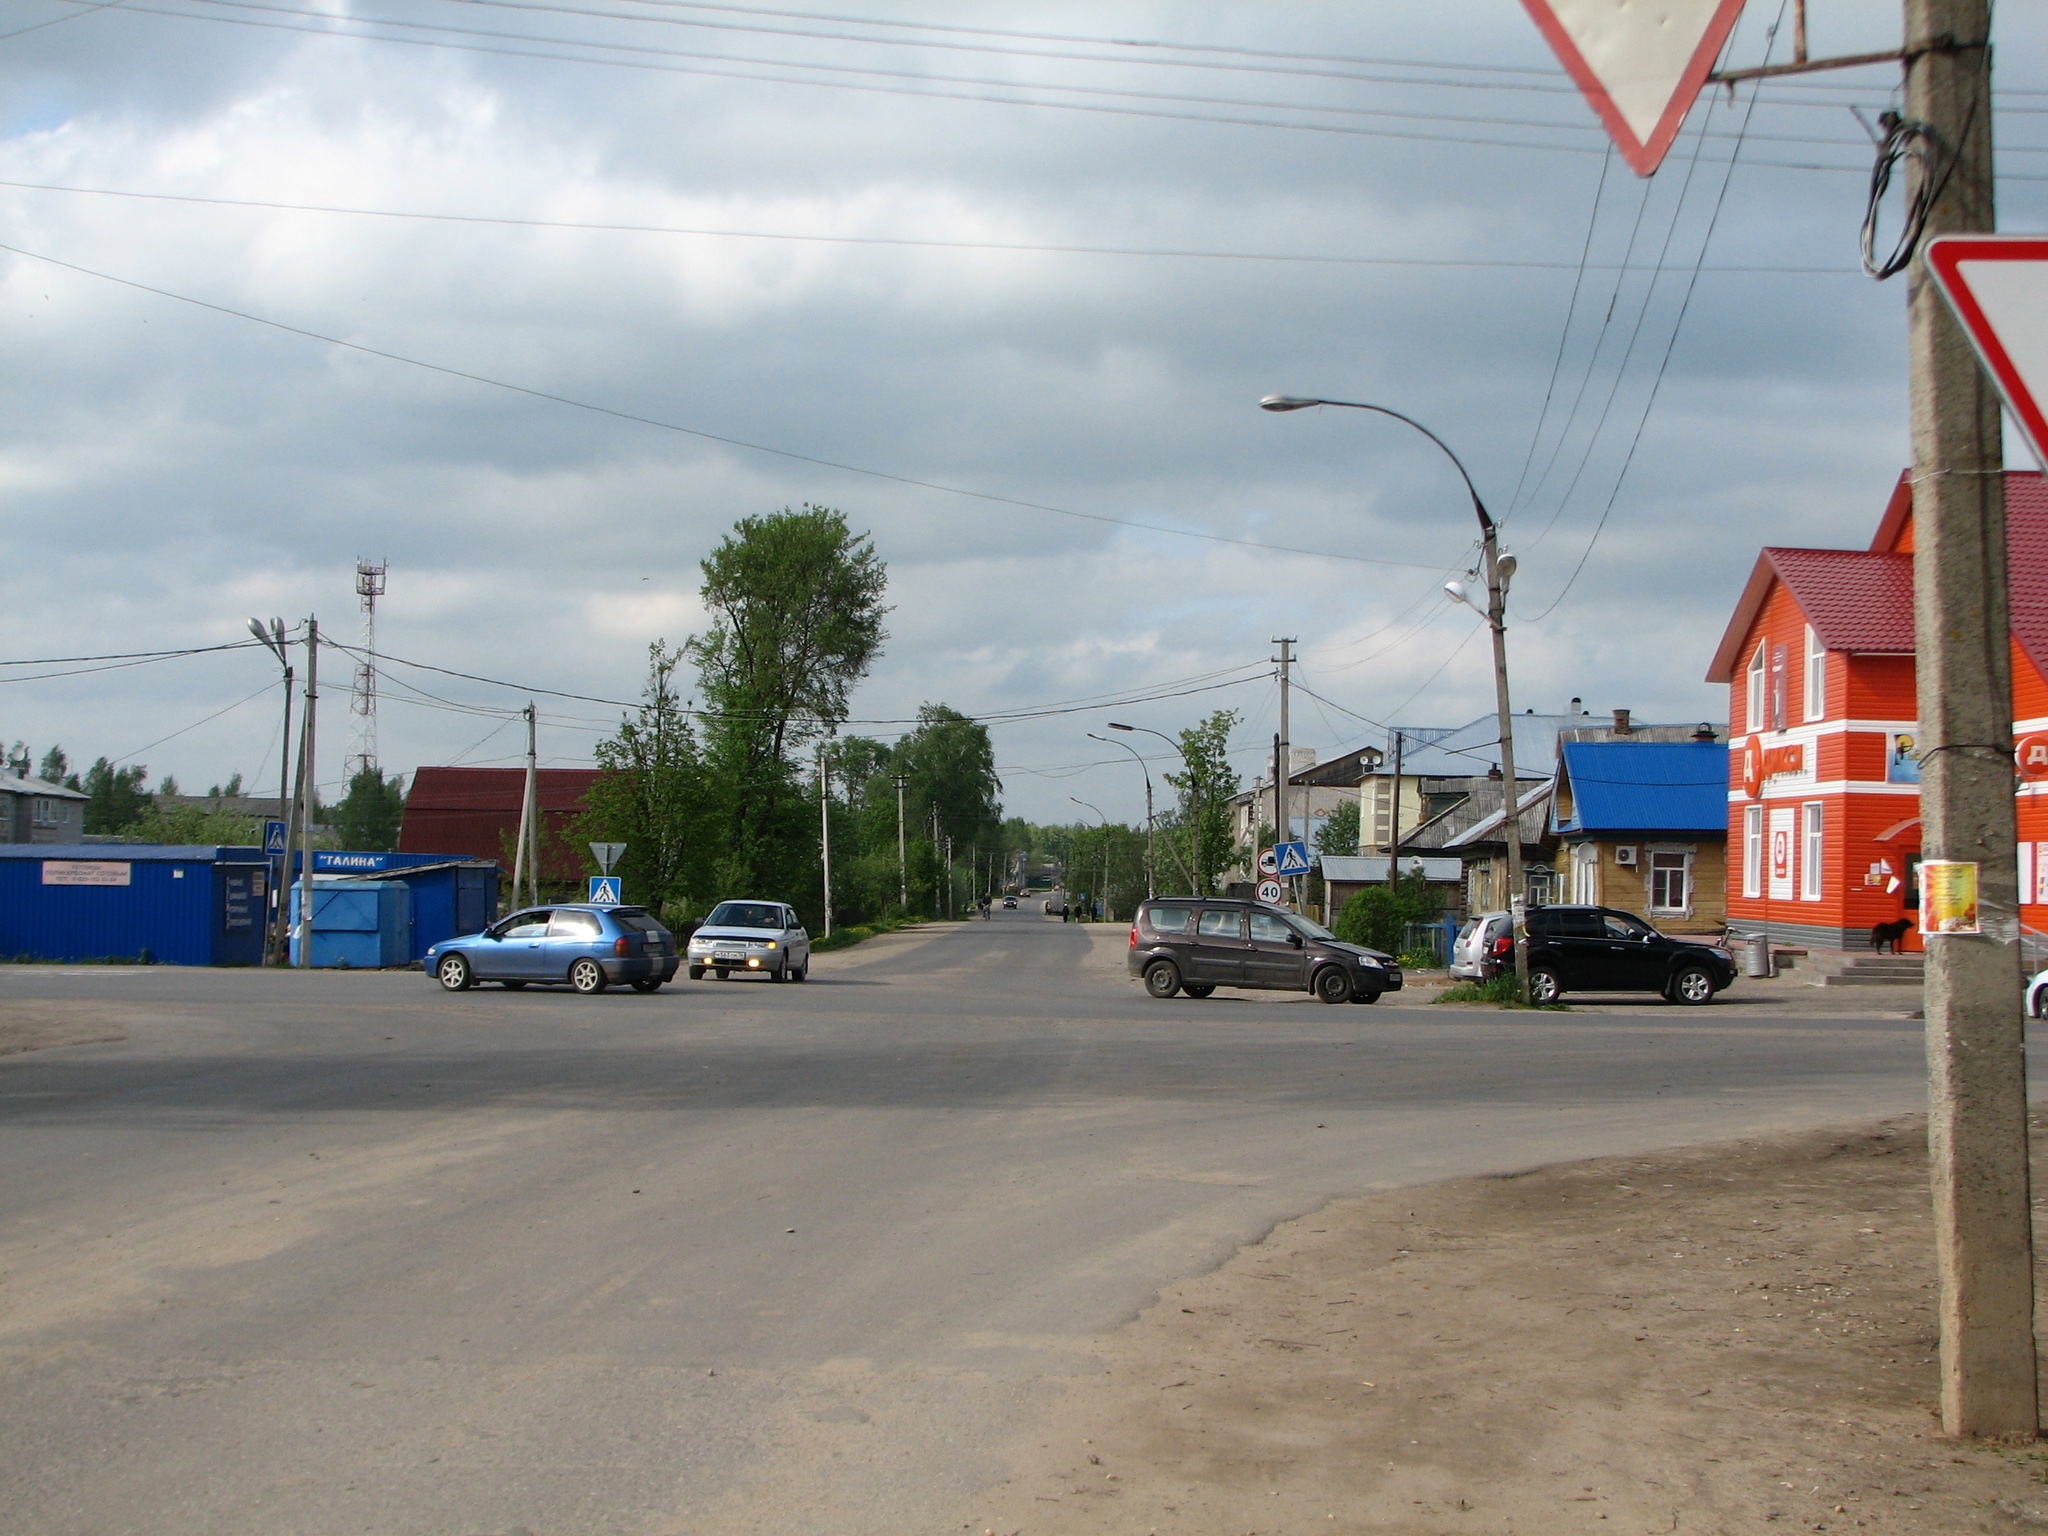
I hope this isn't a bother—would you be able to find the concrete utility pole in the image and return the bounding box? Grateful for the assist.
[1902,0,2036,1438]
[512,704,538,910]
[1274,637,1295,904]
[818,745,833,939]
[295,616,318,969]
[893,773,908,909]
[1386,729,1405,891]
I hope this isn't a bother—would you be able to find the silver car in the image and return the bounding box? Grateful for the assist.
[687,900,811,982]
[1450,911,1511,981]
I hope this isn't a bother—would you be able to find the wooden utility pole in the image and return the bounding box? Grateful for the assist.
[1904,0,2037,1438]
[512,704,538,910]
[1274,637,1295,906]
[1386,729,1405,890]
[295,617,318,969]
[893,772,908,909]
[819,745,833,939]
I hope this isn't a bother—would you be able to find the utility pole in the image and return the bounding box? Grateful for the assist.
[1386,729,1405,890]
[295,616,318,969]
[819,745,833,939]
[893,773,909,910]
[1903,0,2036,1438]
[512,704,538,910]
[1480,526,1529,1001]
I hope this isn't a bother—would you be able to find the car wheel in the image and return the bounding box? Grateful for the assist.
[1144,961,1182,999]
[1313,965,1353,1005]
[714,967,729,980]
[1527,966,1564,1005]
[1670,964,1715,1005]
[436,954,473,992]
[1182,982,1215,998]
[688,966,704,981]
[569,958,608,995]
[1350,988,1381,1004]
[793,959,809,982]
[2033,987,2048,1020]
[631,978,662,993]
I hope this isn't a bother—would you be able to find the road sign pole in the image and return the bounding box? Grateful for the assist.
[1904,0,2037,1439]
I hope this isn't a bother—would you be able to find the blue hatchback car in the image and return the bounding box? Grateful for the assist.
[427,904,678,995]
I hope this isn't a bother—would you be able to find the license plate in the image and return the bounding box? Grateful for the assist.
[714,951,742,964]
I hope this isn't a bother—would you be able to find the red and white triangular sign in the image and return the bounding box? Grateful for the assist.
[1927,236,2048,473]
[1521,0,1747,176]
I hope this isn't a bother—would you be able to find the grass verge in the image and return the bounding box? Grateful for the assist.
[810,914,929,953]
[1434,974,1568,1009]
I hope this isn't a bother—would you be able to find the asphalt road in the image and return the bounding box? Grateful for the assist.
[0,910,1946,1534]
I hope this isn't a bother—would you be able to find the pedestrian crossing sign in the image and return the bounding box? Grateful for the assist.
[588,875,622,906]
[263,819,287,856]
[1275,840,1312,877]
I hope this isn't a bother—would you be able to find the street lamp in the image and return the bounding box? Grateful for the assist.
[1088,730,1155,899]
[1108,721,1207,894]
[248,617,294,966]
[1071,796,1112,922]
[1259,394,1530,1001]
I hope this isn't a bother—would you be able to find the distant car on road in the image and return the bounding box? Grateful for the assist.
[428,905,677,994]
[1128,896,1400,1004]
[1003,896,1017,909]
[1519,905,1734,1005]
[1043,896,1066,916]
[687,900,811,982]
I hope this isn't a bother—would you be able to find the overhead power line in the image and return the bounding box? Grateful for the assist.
[0,237,1455,571]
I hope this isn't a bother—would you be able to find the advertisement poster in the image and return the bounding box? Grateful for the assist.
[41,861,130,886]
[1887,732,1922,785]
[1768,806,1795,901]
[1922,860,1980,935]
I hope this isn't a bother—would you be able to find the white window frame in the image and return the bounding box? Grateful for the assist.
[1801,801,1824,902]
[1746,643,1767,732]
[1803,625,1826,721]
[1646,845,1693,916]
[1571,842,1599,905]
[1743,805,1763,899]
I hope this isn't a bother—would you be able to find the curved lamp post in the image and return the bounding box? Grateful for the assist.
[1259,394,1529,1001]
[1088,730,1156,899]
[1108,721,1207,895]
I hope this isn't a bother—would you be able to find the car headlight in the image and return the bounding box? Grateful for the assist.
[1358,955,1383,969]
[763,940,777,950]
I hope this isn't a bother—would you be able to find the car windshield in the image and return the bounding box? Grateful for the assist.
[1288,914,1339,942]
[706,901,782,929]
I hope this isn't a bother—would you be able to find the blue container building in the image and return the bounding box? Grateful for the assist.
[286,851,499,966]
[288,877,414,969]
[0,845,270,966]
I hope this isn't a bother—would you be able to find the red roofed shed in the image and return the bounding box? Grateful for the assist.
[399,767,602,883]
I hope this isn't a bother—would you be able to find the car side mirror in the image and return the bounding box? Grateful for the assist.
[1288,931,1303,948]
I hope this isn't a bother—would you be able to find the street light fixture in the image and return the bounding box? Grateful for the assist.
[1260,393,1530,1001]
[1108,721,1207,895]
[1088,730,1155,900]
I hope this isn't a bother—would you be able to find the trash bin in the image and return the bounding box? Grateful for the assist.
[1744,933,1773,978]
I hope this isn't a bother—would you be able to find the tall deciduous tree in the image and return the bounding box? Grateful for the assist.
[693,505,888,893]
[1164,708,1241,896]
[332,766,406,851]
[81,758,151,835]
[579,641,712,917]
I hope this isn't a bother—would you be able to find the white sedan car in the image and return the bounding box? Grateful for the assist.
[687,900,811,982]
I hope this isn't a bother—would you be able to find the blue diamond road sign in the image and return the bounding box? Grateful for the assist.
[588,875,622,906]
[263,820,288,856]
[1275,840,1312,877]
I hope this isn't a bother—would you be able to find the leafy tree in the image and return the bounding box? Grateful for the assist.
[1316,799,1360,858]
[693,504,889,894]
[37,744,65,781]
[156,774,180,797]
[127,802,259,846]
[1163,709,1241,895]
[578,641,714,918]
[81,758,152,834]
[332,766,406,851]
[207,772,244,799]
[1332,868,1443,954]
[895,704,1001,850]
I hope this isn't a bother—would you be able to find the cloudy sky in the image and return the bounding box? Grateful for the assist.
[2,0,2045,826]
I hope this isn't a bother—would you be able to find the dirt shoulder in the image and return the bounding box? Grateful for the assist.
[0,1000,128,1056]
[963,1111,2048,1535]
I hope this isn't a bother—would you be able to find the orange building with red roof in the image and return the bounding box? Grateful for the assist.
[1707,470,2048,953]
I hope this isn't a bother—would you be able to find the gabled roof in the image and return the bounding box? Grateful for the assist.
[1550,741,1728,837]
[0,774,87,801]
[1445,781,1553,850]
[1710,470,2048,683]
[401,766,600,812]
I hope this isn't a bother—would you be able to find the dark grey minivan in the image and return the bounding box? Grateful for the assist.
[1127,897,1401,1004]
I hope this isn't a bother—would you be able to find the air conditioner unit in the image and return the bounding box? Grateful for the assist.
[1614,845,1639,867]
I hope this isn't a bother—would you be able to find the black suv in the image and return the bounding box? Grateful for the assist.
[1515,905,1735,1005]
[1127,897,1401,1004]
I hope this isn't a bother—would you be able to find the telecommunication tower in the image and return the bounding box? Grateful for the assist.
[349,559,387,781]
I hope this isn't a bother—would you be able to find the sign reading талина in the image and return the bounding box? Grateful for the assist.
[42,861,131,886]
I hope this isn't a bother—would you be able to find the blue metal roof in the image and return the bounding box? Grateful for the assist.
[0,844,267,861]
[1551,742,1728,836]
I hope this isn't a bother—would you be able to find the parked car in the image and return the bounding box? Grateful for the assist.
[1450,911,1512,981]
[686,900,811,982]
[1044,897,1066,916]
[2027,967,2048,1019]
[428,905,677,994]
[1127,896,1401,1004]
[1519,905,1734,1005]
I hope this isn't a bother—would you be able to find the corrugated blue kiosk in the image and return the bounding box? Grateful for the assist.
[0,846,270,965]
[286,850,499,968]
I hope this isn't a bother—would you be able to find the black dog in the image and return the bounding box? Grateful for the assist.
[1870,918,1912,954]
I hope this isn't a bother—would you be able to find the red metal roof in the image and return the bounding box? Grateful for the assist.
[399,767,602,880]
[1708,470,2048,681]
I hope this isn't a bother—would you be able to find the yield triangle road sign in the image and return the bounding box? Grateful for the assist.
[1926,236,2048,473]
[1521,0,1746,176]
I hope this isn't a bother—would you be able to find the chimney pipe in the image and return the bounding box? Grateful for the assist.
[1612,708,1632,736]
[1693,722,1716,742]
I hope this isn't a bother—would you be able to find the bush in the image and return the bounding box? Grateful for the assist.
[1435,974,1567,1009]
[1333,870,1443,955]
[1398,947,1442,972]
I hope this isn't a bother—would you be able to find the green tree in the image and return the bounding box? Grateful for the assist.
[894,704,1001,850]
[1316,799,1360,858]
[127,802,259,846]
[1332,868,1444,954]
[1163,709,1241,895]
[578,641,714,918]
[693,504,889,895]
[36,745,66,783]
[332,766,406,851]
[81,758,152,835]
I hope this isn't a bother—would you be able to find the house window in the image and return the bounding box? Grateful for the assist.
[1801,802,1824,900]
[1571,842,1599,904]
[1648,849,1692,914]
[1743,805,1763,899]
[1746,644,1766,732]
[31,797,57,827]
[1804,625,1826,721]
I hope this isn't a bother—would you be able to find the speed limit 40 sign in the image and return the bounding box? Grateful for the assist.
[1257,878,1284,905]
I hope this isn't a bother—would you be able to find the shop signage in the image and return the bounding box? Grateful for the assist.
[1740,737,1805,799]
[41,861,131,886]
